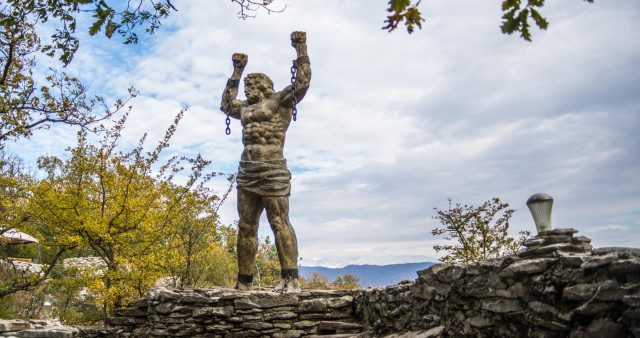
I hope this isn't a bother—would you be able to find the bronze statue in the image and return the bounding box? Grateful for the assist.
[220,31,311,292]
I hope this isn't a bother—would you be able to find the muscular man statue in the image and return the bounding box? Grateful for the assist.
[220,31,311,292]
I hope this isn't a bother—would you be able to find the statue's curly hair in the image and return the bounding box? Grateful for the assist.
[245,73,275,97]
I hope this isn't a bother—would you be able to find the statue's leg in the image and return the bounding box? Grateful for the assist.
[263,195,300,292]
[235,189,264,291]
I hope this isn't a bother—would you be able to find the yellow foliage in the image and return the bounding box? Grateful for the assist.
[24,112,233,315]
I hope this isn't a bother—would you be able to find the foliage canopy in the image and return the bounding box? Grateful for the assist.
[24,110,230,311]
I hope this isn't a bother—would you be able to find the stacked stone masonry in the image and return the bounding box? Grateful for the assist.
[99,287,364,337]
[356,228,640,337]
[2,228,639,337]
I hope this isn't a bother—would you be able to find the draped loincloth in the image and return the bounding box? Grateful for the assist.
[236,160,291,197]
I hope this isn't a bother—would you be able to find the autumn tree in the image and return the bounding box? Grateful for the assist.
[300,272,331,290]
[164,182,237,288]
[0,152,30,294]
[253,236,281,288]
[26,109,218,314]
[431,197,531,264]
[332,274,361,290]
[0,151,69,299]
[0,151,29,231]
[298,272,362,290]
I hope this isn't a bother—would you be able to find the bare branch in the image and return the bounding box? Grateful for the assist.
[231,0,287,20]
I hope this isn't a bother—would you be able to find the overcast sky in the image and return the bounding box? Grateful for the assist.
[12,0,640,267]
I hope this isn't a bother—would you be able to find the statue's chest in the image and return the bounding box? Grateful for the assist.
[242,102,278,125]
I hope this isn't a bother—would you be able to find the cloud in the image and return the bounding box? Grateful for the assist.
[588,224,631,233]
[9,0,640,265]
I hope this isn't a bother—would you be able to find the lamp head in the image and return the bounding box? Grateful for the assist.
[527,193,554,235]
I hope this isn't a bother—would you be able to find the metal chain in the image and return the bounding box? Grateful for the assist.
[281,273,292,295]
[290,60,298,122]
[224,87,232,135]
[272,273,292,294]
[225,114,231,135]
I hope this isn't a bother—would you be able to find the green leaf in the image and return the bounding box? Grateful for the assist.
[500,8,518,34]
[105,20,116,38]
[89,17,105,36]
[502,0,520,11]
[405,7,424,33]
[530,9,548,30]
[390,0,411,13]
[519,9,532,41]
[528,0,546,7]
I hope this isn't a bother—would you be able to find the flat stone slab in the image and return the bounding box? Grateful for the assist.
[481,298,522,313]
[318,321,363,331]
[593,247,640,257]
[539,228,579,236]
[609,259,640,274]
[234,293,300,309]
[501,258,556,277]
[581,253,619,269]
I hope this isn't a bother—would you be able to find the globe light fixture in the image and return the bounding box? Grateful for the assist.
[41,301,52,320]
[527,193,554,234]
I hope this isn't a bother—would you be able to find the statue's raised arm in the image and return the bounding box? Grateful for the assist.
[220,53,249,120]
[281,31,311,112]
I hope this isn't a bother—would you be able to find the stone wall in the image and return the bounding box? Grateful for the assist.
[99,287,364,337]
[0,319,80,337]
[355,228,640,337]
[2,228,639,337]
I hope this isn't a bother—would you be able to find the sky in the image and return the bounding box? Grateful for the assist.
[11,0,640,267]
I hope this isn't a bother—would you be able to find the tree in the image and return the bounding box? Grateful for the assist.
[332,274,361,290]
[298,272,362,290]
[164,181,237,288]
[0,151,70,299]
[0,151,28,230]
[431,197,531,264]
[0,1,145,144]
[383,0,594,41]
[300,272,331,290]
[253,236,281,288]
[27,110,216,314]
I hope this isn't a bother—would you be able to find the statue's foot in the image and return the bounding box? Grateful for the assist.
[235,273,253,291]
[234,281,252,291]
[273,278,301,293]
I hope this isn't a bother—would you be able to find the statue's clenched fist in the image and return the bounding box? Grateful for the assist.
[290,31,306,47]
[232,53,248,68]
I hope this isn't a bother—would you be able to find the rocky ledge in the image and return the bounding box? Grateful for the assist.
[357,228,640,337]
[0,319,79,337]
[99,287,364,337]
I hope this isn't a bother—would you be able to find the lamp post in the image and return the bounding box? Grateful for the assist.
[527,193,553,235]
[41,301,52,320]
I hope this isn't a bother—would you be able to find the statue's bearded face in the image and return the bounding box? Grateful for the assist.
[244,74,274,104]
[244,81,261,104]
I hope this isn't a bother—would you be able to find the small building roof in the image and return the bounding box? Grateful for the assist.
[1,228,39,244]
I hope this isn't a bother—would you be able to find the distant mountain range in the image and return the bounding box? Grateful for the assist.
[300,262,436,287]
